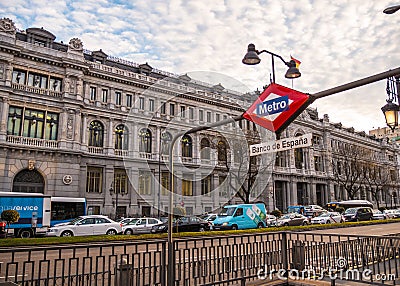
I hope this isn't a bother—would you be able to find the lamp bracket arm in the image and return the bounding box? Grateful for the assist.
[257,49,289,66]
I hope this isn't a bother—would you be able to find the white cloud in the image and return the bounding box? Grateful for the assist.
[1,0,399,132]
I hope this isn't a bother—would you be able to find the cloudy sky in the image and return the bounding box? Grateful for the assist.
[2,0,400,132]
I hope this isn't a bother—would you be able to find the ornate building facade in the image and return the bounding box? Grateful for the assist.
[0,18,399,218]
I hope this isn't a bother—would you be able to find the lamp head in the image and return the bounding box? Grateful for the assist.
[285,60,301,79]
[383,5,400,14]
[381,100,399,132]
[242,43,261,65]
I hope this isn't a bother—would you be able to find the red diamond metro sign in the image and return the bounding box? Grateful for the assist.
[243,83,310,133]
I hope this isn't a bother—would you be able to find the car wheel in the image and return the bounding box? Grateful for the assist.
[18,229,33,238]
[326,220,331,224]
[199,227,205,232]
[106,229,117,235]
[124,229,133,235]
[340,219,344,223]
[231,225,238,230]
[302,221,308,226]
[257,223,264,228]
[60,231,73,237]
[284,222,289,227]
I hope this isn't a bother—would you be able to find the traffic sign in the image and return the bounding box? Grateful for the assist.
[243,83,310,132]
[250,133,312,156]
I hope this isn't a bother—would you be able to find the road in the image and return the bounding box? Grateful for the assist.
[305,221,400,236]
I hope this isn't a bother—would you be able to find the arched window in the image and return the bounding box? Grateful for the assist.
[217,140,227,163]
[139,128,152,153]
[13,169,45,193]
[161,131,172,155]
[88,120,104,147]
[200,138,211,160]
[115,124,129,150]
[181,135,192,157]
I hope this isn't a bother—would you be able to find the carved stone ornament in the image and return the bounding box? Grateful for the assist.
[28,160,36,171]
[68,38,83,51]
[0,18,16,34]
[63,175,73,185]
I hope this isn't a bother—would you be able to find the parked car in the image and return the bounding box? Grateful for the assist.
[383,209,399,219]
[151,216,211,233]
[46,215,122,237]
[372,210,387,220]
[119,217,139,225]
[200,213,218,230]
[122,218,162,235]
[311,212,344,224]
[0,221,6,238]
[343,207,373,222]
[276,213,309,227]
[304,205,325,212]
[265,214,277,227]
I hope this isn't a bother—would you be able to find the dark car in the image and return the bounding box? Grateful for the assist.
[343,207,373,222]
[151,216,211,233]
[0,221,7,238]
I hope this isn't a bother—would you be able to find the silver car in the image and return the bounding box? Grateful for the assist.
[122,218,162,235]
[46,215,122,237]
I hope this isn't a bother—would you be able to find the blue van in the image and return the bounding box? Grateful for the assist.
[212,203,267,230]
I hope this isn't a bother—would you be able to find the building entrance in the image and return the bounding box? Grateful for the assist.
[12,169,44,193]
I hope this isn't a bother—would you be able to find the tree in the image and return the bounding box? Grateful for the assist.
[331,144,367,200]
[216,130,274,204]
[363,163,391,209]
[1,210,20,236]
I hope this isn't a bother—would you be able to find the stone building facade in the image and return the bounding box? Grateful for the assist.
[0,18,399,218]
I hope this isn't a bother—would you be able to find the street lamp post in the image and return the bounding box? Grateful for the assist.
[109,182,118,220]
[242,43,301,83]
[158,129,171,218]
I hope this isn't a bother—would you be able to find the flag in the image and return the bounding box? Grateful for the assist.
[290,55,301,68]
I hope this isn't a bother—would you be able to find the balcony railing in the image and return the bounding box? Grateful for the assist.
[7,135,59,148]
[88,146,104,154]
[12,83,62,98]
[139,152,153,160]
[115,149,129,157]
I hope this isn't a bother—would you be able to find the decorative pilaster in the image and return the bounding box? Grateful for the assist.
[0,98,9,140]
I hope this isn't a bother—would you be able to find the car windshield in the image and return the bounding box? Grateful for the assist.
[318,213,330,217]
[126,219,139,225]
[219,207,235,216]
[280,214,292,220]
[345,208,356,214]
[68,216,84,225]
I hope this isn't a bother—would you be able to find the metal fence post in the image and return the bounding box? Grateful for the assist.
[115,257,130,286]
[281,232,288,278]
[291,240,305,271]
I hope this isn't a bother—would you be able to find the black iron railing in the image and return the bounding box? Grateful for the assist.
[0,231,398,285]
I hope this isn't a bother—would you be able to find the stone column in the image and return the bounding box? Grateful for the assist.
[81,113,88,151]
[0,98,9,140]
[107,119,114,155]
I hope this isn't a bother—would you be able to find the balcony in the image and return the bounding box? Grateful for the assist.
[115,149,129,157]
[12,83,62,98]
[7,135,59,148]
[88,146,104,154]
[139,152,153,160]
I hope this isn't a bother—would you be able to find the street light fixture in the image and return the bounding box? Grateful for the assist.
[383,4,400,14]
[381,76,400,131]
[242,43,301,83]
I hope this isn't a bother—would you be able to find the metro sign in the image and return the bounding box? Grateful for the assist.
[243,83,310,133]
